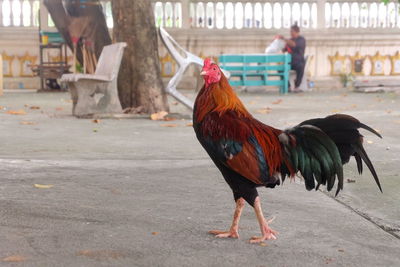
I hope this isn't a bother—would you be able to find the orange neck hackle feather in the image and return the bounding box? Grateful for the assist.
[194,72,287,177]
[195,74,250,123]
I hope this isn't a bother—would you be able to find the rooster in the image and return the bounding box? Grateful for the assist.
[193,58,382,243]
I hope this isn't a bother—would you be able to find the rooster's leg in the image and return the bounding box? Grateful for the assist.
[209,197,245,238]
[249,196,278,243]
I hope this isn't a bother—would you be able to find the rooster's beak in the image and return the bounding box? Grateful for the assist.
[200,71,207,76]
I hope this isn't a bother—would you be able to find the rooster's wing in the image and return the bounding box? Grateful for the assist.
[197,111,281,186]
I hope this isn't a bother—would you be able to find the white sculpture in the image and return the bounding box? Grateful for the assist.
[159,27,229,110]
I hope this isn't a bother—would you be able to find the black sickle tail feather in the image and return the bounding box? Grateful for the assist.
[352,143,382,192]
[359,123,382,138]
[300,114,382,193]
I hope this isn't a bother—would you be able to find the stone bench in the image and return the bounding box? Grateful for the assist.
[61,42,126,117]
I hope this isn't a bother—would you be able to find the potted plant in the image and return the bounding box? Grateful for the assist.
[339,72,354,88]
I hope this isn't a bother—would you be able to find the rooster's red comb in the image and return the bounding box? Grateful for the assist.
[204,58,212,68]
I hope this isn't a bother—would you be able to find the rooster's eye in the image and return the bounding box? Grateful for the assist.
[213,67,216,71]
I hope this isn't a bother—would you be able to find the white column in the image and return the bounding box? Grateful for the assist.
[317,0,326,29]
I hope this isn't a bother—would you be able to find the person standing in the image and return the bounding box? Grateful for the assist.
[277,24,306,92]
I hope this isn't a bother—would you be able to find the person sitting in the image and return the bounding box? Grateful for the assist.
[276,24,306,92]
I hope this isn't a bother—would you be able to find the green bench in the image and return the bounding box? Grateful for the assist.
[219,54,292,94]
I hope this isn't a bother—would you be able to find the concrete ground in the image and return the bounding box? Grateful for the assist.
[0,89,399,267]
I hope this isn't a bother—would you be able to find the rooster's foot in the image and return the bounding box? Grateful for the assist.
[249,218,278,243]
[209,229,239,239]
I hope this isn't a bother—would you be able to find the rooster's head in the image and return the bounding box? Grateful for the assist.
[200,58,222,87]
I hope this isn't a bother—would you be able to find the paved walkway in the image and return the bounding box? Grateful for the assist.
[0,90,399,266]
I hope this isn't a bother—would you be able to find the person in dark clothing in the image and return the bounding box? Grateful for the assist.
[277,24,306,92]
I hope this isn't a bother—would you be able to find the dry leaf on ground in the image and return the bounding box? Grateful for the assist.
[55,107,64,111]
[163,117,177,121]
[77,250,125,260]
[30,106,40,110]
[255,107,272,114]
[20,121,36,125]
[160,123,178,127]
[6,110,26,115]
[34,184,54,189]
[2,255,26,262]
[186,123,193,127]
[272,99,283,104]
[152,232,159,235]
[92,119,101,124]
[151,111,168,121]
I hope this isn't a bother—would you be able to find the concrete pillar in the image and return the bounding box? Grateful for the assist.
[317,0,326,29]
[0,54,3,96]
[29,0,36,27]
[0,0,3,27]
[39,0,48,29]
[181,0,189,29]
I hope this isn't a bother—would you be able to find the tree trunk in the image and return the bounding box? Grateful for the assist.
[111,0,169,113]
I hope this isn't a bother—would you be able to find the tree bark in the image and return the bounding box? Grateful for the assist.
[111,0,169,112]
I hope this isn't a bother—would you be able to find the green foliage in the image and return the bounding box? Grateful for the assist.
[381,0,400,4]
[76,62,84,73]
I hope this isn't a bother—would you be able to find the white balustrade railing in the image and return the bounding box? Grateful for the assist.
[0,0,399,30]
[325,1,400,28]
[0,0,39,27]
[152,1,400,30]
